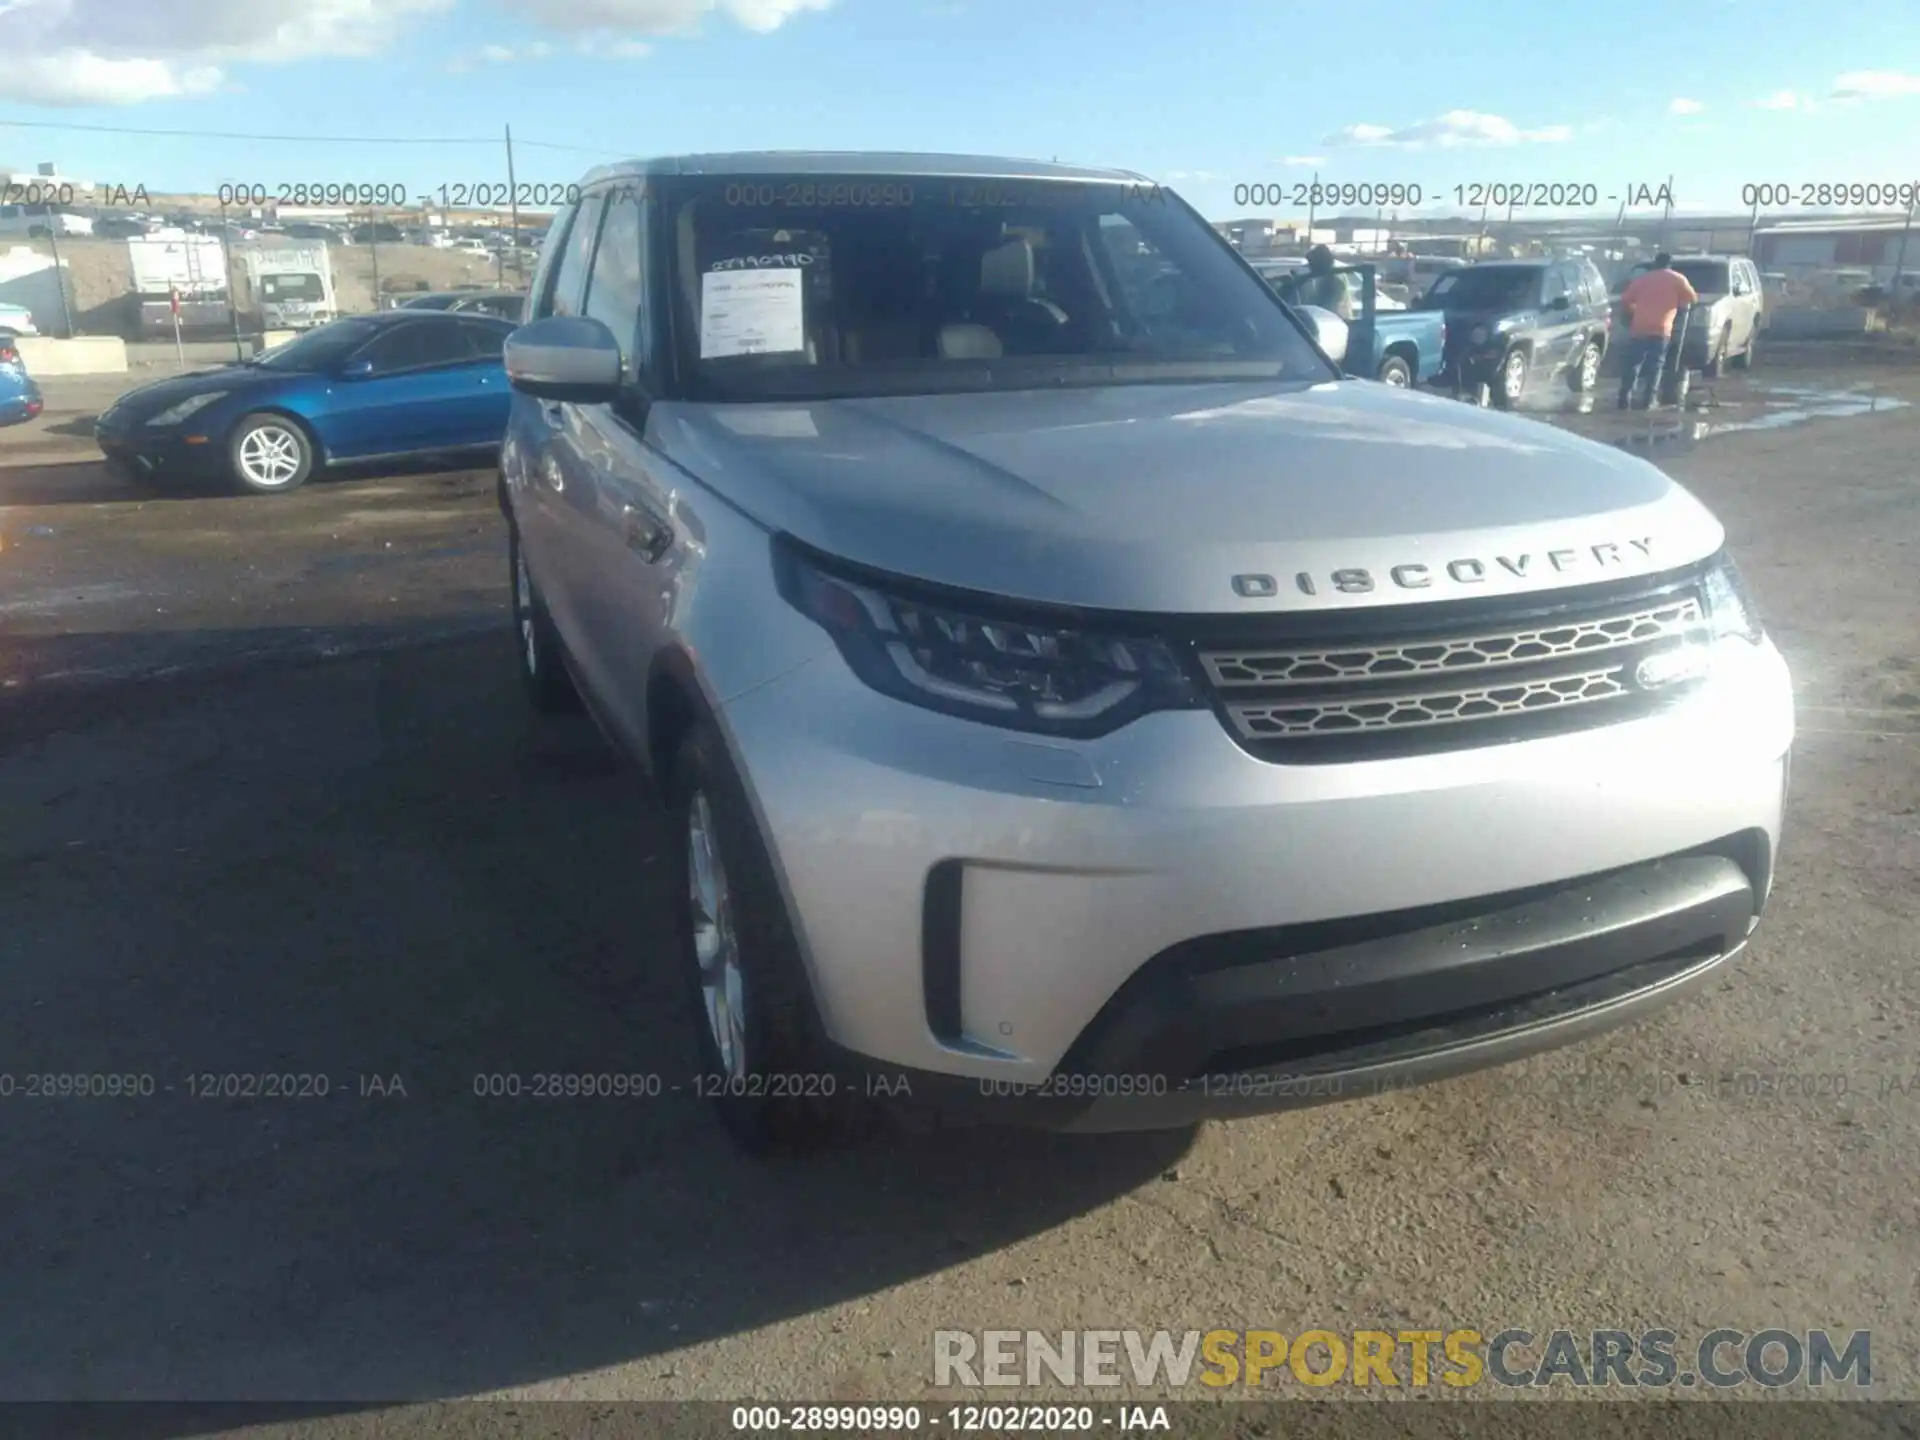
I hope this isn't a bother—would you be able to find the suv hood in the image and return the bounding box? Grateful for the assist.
[656,379,1724,614]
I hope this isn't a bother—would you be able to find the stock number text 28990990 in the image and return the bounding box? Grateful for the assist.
[219,183,410,207]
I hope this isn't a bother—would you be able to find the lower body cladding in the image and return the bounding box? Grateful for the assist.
[719,638,1793,1133]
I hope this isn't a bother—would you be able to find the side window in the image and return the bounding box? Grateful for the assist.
[358,322,472,374]
[545,195,605,319]
[1546,264,1575,304]
[458,321,509,359]
[581,192,651,380]
[1581,262,1607,306]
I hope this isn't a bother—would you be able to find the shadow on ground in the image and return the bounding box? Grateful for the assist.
[0,633,1195,1415]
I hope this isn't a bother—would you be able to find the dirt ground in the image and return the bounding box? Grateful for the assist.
[1,349,1917,1424]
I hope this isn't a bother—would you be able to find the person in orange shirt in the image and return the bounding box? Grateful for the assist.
[1616,252,1699,409]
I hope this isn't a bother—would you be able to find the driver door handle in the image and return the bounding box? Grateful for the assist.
[622,502,672,563]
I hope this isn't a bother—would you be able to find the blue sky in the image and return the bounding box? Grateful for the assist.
[3,0,1918,218]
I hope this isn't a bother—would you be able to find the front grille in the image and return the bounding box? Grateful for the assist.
[1190,578,1709,762]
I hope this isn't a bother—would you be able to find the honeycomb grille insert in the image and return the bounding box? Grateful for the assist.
[1201,597,1704,688]
[1194,587,1708,756]
[1228,665,1632,738]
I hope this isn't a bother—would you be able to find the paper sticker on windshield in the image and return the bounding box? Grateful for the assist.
[700,268,806,359]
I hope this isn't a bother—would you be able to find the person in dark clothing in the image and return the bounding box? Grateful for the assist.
[1298,244,1352,320]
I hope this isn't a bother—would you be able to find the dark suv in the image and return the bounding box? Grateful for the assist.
[1416,257,1612,408]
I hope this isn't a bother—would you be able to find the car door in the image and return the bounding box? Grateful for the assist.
[557,184,678,751]
[317,320,491,459]
[1538,263,1581,374]
[1730,261,1760,351]
[508,194,605,665]
[450,319,513,446]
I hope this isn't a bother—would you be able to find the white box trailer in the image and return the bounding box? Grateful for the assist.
[232,242,337,330]
[128,232,231,338]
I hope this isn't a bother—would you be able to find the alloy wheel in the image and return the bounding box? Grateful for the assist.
[688,791,749,1081]
[237,424,303,487]
[1503,351,1527,401]
[515,548,538,675]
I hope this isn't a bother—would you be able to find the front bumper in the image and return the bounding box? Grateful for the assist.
[720,633,1793,1130]
[95,424,222,480]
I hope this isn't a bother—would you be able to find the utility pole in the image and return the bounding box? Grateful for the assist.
[365,211,381,307]
[43,222,76,338]
[505,124,522,284]
[1657,174,1675,251]
[1745,192,1761,257]
[220,194,245,363]
[1305,170,1318,248]
[1891,199,1915,308]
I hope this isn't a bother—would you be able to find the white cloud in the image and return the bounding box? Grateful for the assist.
[1322,110,1573,149]
[1,0,451,104]
[1278,154,1325,167]
[2,0,828,104]
[1749,88,1816,111]
[1830,69,1920,100]
[494,0,833,34]
[1668,97,1704,115]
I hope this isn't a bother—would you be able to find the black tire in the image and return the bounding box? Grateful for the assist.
[509,523,582,714]
[226,411,314,494]
[667,723,877,1157]
[1376,355,1412,387]
[1491,347,1529,409]
[1568,340,1602,393]
[1703,323,1732,379]
[1731,329,1755,371]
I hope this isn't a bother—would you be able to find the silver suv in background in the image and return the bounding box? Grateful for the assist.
[1618,254,1764,375]
[499,153,1794,1155]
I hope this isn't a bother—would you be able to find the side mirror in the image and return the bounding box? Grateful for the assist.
[505,315,622,402]
[1549,293,1572,311]
[339,358,374,379]
[1298,305,1349,365]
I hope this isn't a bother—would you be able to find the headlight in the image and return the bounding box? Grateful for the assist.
[775,542,1201,737]
[1702,554,1764,644]
[147,392,227,426]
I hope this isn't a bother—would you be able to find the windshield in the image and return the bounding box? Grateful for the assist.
[1650,260,1730,294]
[402,294,461,309]
[260,273,325,302]
[658,174,1331,402]
[251,317,378,370]
[1416,266,1543,311]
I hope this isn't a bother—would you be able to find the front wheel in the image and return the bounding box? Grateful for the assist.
[1491,347,1529,409]
[227,413,313,494]
[1731,329,1756,370]
[1376,355,1412,387]
[509,523,581,714]
[1568,341,1602,393]
[1703,323,1732,379]
[668,723,877,1157]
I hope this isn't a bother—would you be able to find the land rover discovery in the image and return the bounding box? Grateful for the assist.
[498,153,1794,1153]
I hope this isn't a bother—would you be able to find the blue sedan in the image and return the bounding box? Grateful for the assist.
[0,337,44,426]
[94,310,517,495]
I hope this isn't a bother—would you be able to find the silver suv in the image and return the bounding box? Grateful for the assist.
[498,153,1795,1154]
